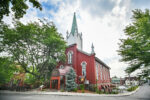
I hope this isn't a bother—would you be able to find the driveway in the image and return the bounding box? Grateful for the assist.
[0,84,150,100]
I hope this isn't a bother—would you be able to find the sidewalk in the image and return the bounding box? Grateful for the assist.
[0,87,140,97]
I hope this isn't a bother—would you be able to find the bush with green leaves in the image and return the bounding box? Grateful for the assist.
[0,57,16,86]
[127,86,138,92]
[24,73,37,85]
[60,89,65,92]
[73,88,78,92]
[79,84,84,90]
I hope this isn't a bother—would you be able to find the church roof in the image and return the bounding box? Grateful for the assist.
[67,44,110,69]
[95,57,110,69]
[77,48,92,56]
[71,12,78,35]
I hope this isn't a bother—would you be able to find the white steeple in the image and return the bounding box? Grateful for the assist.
[66,12,83,50]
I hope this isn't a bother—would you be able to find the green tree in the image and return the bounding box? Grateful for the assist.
[0,57,16,85]
[0,0,42,21]
[0,19,66,80]
[118,9,150,74]
[65,67,77,91]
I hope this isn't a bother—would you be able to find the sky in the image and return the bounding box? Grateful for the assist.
[2,0,150,78]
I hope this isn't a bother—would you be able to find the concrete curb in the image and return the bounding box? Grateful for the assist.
[0,87,140,97]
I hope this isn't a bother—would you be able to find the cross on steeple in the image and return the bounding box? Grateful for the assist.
[71,12,78,36]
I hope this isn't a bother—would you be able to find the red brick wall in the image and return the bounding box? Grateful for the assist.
[76,50,96,84]
[57,44,110,87]
[95,61,111,89]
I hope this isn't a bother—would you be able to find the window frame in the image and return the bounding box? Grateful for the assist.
[81,61,87,77]
[100,65,103,80]
[67,51,73,64]
[96,63,99,80]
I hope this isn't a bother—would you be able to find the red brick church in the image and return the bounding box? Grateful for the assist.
[50,13,111,91]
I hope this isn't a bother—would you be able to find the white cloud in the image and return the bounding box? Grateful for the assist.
[45,0,129,78]
[48,0,150,77]
[108,57,127,77]
[2,0,150,77]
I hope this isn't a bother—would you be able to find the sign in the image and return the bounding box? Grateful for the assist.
[84,80,89,84]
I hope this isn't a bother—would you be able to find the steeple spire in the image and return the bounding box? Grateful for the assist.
[91,43,95,54]
[66,12,83,50]
[71,12,78,35]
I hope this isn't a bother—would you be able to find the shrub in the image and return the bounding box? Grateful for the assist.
[96,88,99,94]
[111,91,118,94]
[79,84,85,93]
[24,73,37,85]
[111,88,119,94]
[89,85,96,92]
[73,88,78,92]
[81,88,85,93]
[97,90,103,94]
[127,86,138,92]
[79,84,84,90]
[61,89,64,92]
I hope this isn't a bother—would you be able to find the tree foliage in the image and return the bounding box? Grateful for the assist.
[0,19,66,80]
[0,57,16,85]
[65,67,77,91]
[0,0,42,21]
[118,9,150,74]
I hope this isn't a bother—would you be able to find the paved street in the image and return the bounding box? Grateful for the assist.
[0,84,150,100]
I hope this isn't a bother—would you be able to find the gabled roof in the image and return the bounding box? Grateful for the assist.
[67,43,77,48]
[95,57,110,69]
[78,48,110,69]
[67,44,110,69]
[77,49,92,56]
[67,44,91,56]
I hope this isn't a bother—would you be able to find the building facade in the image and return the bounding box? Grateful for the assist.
[111,77,121,86]
[50,13,111,90]
[125,77,139,86]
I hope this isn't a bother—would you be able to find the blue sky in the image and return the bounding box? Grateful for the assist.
[3,0,150,77]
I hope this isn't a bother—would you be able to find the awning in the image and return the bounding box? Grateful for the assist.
[58,66,71,76]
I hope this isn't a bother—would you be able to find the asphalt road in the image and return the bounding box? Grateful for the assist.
[0,84,150,100]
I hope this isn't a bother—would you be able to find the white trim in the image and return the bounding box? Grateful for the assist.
[81,61,87,77]
[67,50,73,64]
[96,63,99,80]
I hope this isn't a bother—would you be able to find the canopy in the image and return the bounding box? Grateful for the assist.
[58,66,71,76]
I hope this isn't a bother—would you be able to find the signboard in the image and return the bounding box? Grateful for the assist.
[84,80,89,84]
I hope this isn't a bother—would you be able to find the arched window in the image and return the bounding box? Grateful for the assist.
[67,51,73,64]
[60,65,64,69]
[100,65,103,80]
[103,67,105,80]
[96,63,99,80]
[81,61,87,77]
